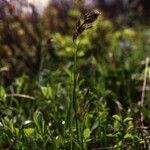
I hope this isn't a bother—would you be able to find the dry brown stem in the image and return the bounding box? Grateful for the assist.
[7,93,35,100]
[140,57,149,126]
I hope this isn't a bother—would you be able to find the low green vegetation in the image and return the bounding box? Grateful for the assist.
[0,8,150,149]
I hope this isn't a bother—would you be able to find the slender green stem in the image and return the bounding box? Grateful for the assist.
[73,42,79,142]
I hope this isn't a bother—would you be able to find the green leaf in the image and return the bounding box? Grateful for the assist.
[0,86,6,99]
[139,140,145,144]
[91,120,99,131]
[41,86,52,99]
[124,133,134,139]
[55,136,64,147]
[15,128,19,136]
[107,134,117,138]
[83,128,91,139]
[64,67,72,77]
[147,67,150,80]
[112,115,122,122]
[24,128,34,136]
[33,111,42,132]
[123,117,133,123]
[127,125,134,132]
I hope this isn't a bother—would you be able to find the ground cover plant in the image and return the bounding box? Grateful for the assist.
[0,0,150,149]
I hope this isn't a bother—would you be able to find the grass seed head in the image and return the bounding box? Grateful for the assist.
[73,9,101,42]
[83,9,101,24]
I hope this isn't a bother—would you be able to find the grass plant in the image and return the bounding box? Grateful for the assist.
[0,8,150,150]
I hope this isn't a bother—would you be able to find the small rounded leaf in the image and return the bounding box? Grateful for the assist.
[83,128,91,139]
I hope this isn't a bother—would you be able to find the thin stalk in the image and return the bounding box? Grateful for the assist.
[140,57,149,126]
[69,96,73,150]
[73,42,79,142]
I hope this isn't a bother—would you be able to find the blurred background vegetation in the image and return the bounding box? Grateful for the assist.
[0,0,150,149]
